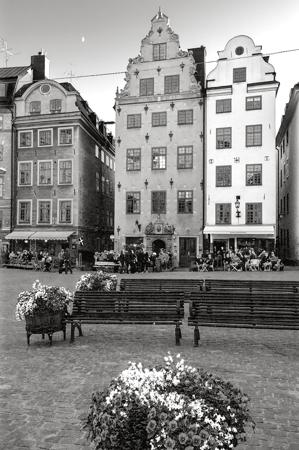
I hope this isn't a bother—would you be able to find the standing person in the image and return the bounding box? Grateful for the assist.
[64,248,73,274]
[118,250,125,274]
[58,248,65,274]
[150,252,157,272]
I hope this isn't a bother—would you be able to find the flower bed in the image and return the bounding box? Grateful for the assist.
[75,271,117,292]
[16,280,73,321]
[85,354,254,449]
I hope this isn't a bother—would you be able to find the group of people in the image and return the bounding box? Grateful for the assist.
[57,248,73,274]
[94,247,174,273]
[194,247,284,272]
[8,249,53,271]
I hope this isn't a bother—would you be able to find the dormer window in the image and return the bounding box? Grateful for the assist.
[50,99,62,113]
[153,43,167,61]
[29,101,41,114]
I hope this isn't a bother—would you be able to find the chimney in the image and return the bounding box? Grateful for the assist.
[31,50,50,81]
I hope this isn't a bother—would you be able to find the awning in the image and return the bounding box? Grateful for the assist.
[28,231,74,241]
[5,231,35,240]
[203,225,275,237]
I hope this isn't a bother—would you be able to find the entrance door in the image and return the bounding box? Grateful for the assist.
[179,237,196,267]
[152,239,166,254]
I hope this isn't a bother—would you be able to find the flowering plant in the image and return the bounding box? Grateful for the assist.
[85,354,254,449]
[75,271,117,292]
[16,280,73,321]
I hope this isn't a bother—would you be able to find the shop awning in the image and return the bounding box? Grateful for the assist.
[203,225,275,237]
[28,231,74,241]
[5,231,35,240]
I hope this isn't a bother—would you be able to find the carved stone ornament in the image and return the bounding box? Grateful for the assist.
[166,25,179,43]
[119,70,131,97]
[145,221,175,235]
[177,49,189,58]
[145,222,155,235]
[141,29,154,46]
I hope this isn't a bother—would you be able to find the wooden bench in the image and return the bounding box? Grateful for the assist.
[93,261,120,273]
[203,279,299,293]
[120,278,203,293]
[67,290,184,345]
[188,289,299,346]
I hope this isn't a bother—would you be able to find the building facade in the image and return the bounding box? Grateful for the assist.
[276,83,299,264]
[115,10,205,267]
[204,35,279,253]
[0,65,32,263]
[7,52,115,264]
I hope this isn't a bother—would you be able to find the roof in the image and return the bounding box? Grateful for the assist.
[0,66,30,79]
[14,80,78,98]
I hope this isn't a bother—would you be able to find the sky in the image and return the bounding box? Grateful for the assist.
[1,0,299,134]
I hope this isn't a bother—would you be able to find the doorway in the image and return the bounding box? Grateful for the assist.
[179,237,196,267]
[152,239,166,254]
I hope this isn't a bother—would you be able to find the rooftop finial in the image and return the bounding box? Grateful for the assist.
[158,6,162,18]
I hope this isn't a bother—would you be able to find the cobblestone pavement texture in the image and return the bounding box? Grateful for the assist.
[0,268,298,449]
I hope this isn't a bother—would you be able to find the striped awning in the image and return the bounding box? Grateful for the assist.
[29,231,74,241]
[5,231,35,240]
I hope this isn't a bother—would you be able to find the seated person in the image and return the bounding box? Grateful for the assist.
[260,251,271,271]
[204,253,214,271]
[269,251,278,270]
[230,252,243,271]
[195,254,205,271]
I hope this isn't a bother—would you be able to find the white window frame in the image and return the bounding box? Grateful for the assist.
[58,127,73,146]
[38,128,53,147]
[17,199,32,225]
[58,159,73,185]
[37,199,52,225]
[101,149,105,163]
[18,160,33,187]
[37,160,53,186]
[18,130,33,148]
[58,198,73,225]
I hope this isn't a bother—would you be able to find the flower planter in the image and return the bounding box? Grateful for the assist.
[25,310,66,346]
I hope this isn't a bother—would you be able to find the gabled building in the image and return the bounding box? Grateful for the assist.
[115,10,205,267]
[7,52,115,265]
[0,65,32,262]
[276,83,299,264]
[204,36,279,253]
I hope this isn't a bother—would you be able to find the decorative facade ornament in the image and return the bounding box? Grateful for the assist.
[145,221,175,235]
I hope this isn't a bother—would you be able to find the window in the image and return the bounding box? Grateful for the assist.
[95,145,99,158]
[101,176,105,192]
[101,150,105,163]
[216,165,232,187]
[59,127,73,145]
[127,114,141,128]
[18,130,33,148]
[152,112,167,127]
[216,99,231,113]
[58,160,72,184]
[0,144,3,160]
[216,204,231,224]
[96,172,100,192]
[126,192,141,214]
[164,75,179,94]
[18,162,32,186]
[140,78,154,96]
[246,96,262,110]
[38,161,52,185]
[50,99,62,112]
[178,109,193,125]
[216,128,232,149]
[0,83,6,96]
[127,148,141,171]
[0,176,3,197]
[38,129,52,146]
[246,203,262,224]
[59,200,72,223]
[246,124,262,147]
[38,200,51,224]
[153,43,167,60]
[233,67,246,83]
[18,200,31,224]
[152,147,166,170]
[178,191,193,214]
[152,191,166,214]
[0,115,3,129]
[177,146,193,169]
[246,164,262,186]
[29,101,41,114]
[286,193,289,215]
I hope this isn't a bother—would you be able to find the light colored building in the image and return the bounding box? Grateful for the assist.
[0,65,32,263]
[115,9,205,267]
[276,83,299,264]
[7,52,115,265]
[204,35,279,253]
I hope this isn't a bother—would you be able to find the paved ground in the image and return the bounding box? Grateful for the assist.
[0,268,298,450]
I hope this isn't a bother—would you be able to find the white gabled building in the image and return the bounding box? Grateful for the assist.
[115,10,205,267]
[204,35,279,253]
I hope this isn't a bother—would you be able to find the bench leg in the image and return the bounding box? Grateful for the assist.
[48,333,53,346]
[175,323,181,345]
[70,323,75,342]
[27,332,31,346]
[194,325,200,347]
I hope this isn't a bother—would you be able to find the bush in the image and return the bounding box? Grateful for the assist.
[85,354,254,449]
[75,271,117,292]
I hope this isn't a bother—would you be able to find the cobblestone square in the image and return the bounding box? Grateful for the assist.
[0,268,298,449]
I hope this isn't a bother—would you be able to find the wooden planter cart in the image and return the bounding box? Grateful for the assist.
[25,310,66,345]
